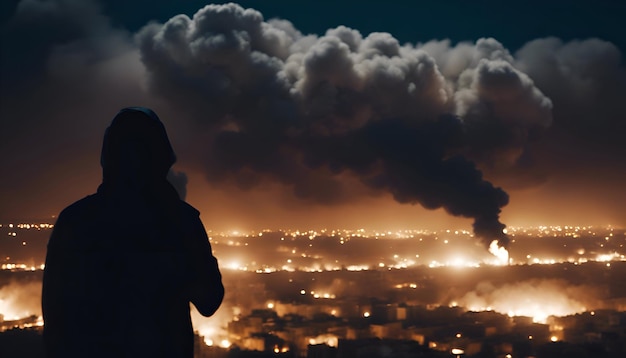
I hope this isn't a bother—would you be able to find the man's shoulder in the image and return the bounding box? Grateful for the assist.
[178,200,200,217]
[58,194,102,220]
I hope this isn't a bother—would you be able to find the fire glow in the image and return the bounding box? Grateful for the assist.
[489,240,509,265]
[190,306,231,349]
[0,281,42,324]
[455,279,594,323]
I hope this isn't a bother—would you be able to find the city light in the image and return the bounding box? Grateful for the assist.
[309,334,339,347]
[1,223,625,355]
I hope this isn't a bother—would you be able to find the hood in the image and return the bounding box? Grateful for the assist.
[100,107,176,185]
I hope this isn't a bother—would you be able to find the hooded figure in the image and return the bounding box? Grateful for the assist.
[42,107,224,358]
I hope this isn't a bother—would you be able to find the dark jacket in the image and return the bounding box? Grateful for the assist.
[42,107,224,358]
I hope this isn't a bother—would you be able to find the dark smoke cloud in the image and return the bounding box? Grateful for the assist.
[300,116,509,246]
[1,0,129,92]
[515,37,626,144]
[2,1,625,230]
[0,0,154,221]
[421,38,553,169]
[134,3,557,246]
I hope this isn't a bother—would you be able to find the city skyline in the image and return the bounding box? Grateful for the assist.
[1,0,625,233]
[2,223,626,357]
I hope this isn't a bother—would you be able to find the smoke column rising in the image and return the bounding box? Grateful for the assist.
[134,3,555,248]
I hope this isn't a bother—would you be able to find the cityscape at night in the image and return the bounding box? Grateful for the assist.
[2,0,625,357]
[2,223,626,357]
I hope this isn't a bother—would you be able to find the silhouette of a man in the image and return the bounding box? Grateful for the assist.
[42,107,224,358]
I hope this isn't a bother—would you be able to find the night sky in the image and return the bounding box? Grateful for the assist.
[1,0,625,232]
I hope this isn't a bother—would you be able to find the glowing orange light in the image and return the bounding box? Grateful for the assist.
[489,240,509,265]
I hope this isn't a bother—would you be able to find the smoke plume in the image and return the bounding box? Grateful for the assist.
[134,3,554,247]
[6,1,624,234]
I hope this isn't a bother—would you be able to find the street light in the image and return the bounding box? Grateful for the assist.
[451,348,465,357]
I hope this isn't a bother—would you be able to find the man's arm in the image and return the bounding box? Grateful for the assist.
[184,210,224,317]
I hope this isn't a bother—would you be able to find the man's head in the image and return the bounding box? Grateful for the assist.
[101,107,176,183]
